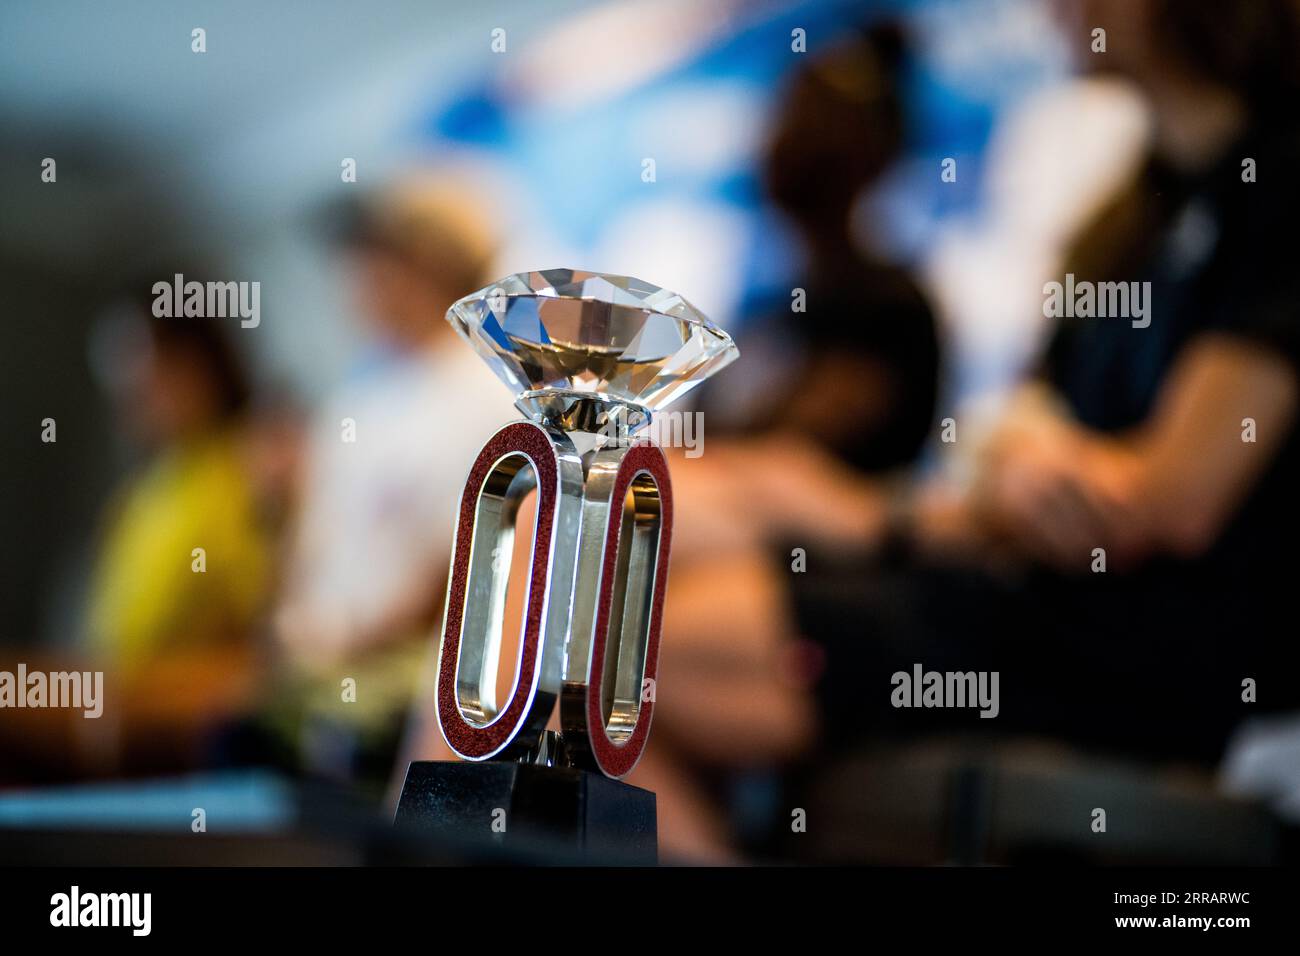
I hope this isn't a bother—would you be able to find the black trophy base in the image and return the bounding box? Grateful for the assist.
[394,761,657,863]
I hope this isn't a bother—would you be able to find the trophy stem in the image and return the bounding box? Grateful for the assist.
[516,729,572,768]
[515,389,651,455]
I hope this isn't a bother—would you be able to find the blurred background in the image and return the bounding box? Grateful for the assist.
[2,0,1298,865]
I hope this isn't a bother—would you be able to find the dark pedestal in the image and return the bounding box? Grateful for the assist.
[394,761,657,863]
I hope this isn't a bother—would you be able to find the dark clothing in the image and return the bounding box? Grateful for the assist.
[795,554,1283,763]
[802,258,941,473]
[1048,123,1300,613]
[799,123,1300,765]
[714,256,941,474]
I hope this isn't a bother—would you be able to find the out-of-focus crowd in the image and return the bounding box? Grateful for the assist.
[4,0,1300,864]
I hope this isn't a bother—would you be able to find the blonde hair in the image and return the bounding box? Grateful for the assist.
[362,171,497,295]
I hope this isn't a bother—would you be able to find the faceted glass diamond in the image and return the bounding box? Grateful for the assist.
[446,269,739,412]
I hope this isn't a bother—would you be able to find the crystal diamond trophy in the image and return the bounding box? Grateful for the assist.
[393,270,737,860]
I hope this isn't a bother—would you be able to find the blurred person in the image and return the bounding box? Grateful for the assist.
[631,25,940,858]
[754,22,940,476]
[271,173,514,784]
[79,285,276,774]
[705,0,1300,769]
[672,23,941,561]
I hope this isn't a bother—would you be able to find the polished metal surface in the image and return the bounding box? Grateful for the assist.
[561,446,662,753]
[435,421,583,762]
[453,452,535,725]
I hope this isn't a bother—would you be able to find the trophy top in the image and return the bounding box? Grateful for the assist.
[446,269,739,428]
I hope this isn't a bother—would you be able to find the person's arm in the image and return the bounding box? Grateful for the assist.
[671,433,891,555]
[1107,335,1297,558]
[964,335,1297,570]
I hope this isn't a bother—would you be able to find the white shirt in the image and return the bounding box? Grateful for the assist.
[282,342,517,653]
